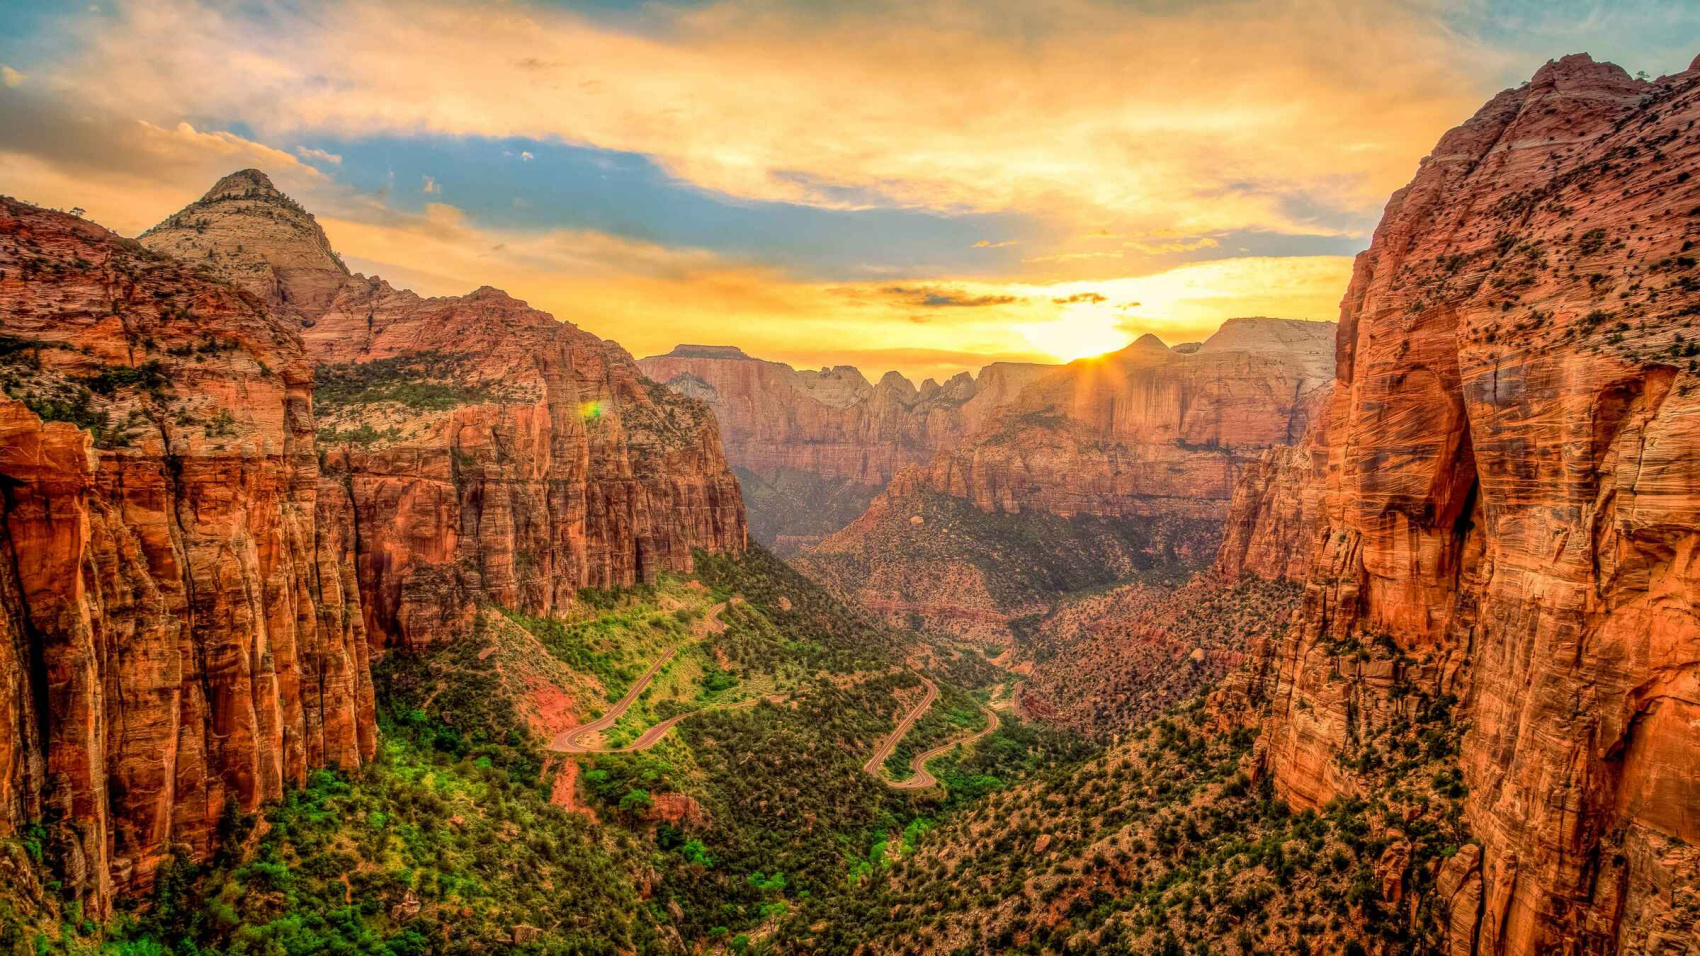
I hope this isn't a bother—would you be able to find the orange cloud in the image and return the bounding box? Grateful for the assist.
[314,201,1351,382]
[51,0,1493,242]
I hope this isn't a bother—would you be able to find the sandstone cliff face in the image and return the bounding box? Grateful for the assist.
[0,198,374,914]
[1241,54,1700,954]
[798,319,1332,639]
[637,345,1052,552]
[141,171,746,649]
[1214,387,1332,581]
[888,319,1335,521]
[638,345,1053,485]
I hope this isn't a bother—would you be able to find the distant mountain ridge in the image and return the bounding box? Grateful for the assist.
[639,343,1054,551]
[794,316,1335,640]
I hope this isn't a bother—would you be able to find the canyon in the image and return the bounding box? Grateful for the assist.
[0,170,744,914]
[1226,53,1700,953]
[794,318,1335,640]
[638,344,1052,553]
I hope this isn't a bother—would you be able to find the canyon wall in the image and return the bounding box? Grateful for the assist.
[795,319,1333,639]
[884,319,1335,520]
[0,198,375,914]
[638,345,1051,551]
[1238,54,1700,954]
[0,169,745,912]
[141,171,746,649]
[638,345,1052,485]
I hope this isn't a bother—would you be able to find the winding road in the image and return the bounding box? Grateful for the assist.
[862,676,939,776]
[548,603,725,754]
[544,600,1000,781]
[886,696,1000,790]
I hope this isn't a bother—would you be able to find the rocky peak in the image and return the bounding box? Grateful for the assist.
[199,167,288,203]
[1525,52,1643,98]
[1129,332,1170,352]
[139,167,348,321]
[873,369,919,402]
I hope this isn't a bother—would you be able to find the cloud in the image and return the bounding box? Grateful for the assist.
[39,0,1501,239]
[1,66,24,88]
[520,150,534,162]
[974,239,1018,248]
[1123,236,1221,254]
[304,190,1350,381]
[296,145,342,164]
[0,85,324,233]
[1024,251,1124,264]
[421,175,440,194]
[882,285,1024,308]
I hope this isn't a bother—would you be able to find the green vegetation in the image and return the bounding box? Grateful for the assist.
[314,352,498,414]
[797,683,1472,955]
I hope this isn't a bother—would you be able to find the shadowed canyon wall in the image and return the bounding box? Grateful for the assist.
[1231,54,1700,954]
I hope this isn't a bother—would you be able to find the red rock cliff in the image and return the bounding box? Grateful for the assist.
[1243,54,1700,954]
[637,345,1053,486]
[889,318,1336,520]
[0,198,375,915]
[141,171,747,649]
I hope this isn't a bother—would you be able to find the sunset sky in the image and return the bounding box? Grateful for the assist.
[2,0,1697,382]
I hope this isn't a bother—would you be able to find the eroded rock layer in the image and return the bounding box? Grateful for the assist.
[1239,54,1700,954]
[637,345,1052,486]
[798,319,1333,636]
[887,319,1335,520]
[0,198,375,914]
[637,345,1052,552]
[142,172,747,649]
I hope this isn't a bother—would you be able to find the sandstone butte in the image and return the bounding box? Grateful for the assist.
[0,171,744,914]
[1219,53,1700,954]
[637,344,1054,551]
[791,318,1335,640]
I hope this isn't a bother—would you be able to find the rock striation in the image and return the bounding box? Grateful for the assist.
[0,197,375,915]
[0,168,746,916]
[796,318,1333,637]
[883,318,1336,520]
[142,171,746,649]
[637,345,1052,551]
[1235,54,1700,954]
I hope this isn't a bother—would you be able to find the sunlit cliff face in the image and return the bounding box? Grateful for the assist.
[1,0,1692,380]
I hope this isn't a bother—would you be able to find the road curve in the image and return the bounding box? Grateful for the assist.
[888,699,1000,790]
[549,603,726,754]
[863,676,939,776]
[551,694,788,755]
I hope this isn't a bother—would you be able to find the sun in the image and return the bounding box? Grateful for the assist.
[1017,304,1131,363]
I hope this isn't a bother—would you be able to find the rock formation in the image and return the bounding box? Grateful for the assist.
[0,168,746,916]
[142,171,746,649]
[138,168,349,322]
[797,318,1333,637]
[0,197,374,915]
[637,345,1052,551]
[1235,54,1700,954]
[886,319,1335,520]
